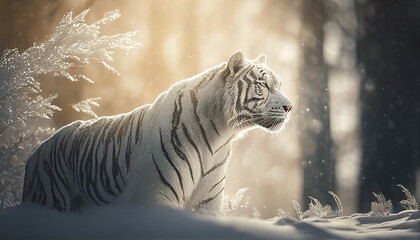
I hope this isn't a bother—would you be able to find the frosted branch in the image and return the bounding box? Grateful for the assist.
[0,9,140,134]
[0,8,140,208]
[72,97,101,119]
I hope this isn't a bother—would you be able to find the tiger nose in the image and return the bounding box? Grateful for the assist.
[283,105,293,112]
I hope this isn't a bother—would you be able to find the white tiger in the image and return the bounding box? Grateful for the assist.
[22,52,293,212]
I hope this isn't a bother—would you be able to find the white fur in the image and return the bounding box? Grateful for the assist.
[23,52,293,212]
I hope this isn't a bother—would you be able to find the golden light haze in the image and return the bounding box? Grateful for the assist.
[0,0,362,218]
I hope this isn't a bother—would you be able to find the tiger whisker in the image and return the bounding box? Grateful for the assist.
[233,115,284,128]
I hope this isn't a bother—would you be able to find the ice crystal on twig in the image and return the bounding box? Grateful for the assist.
[292,192,343,219]
[252,207,261,219]
[221,188,250,216]
[328,191,343,213]
[72,97,101,119]
[397,184,419,210]
[277,208,290,219]
[292,200,304,219]
[369,192,393,217]
[307,196,332,218]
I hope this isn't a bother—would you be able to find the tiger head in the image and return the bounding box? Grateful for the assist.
[222,52,293,132]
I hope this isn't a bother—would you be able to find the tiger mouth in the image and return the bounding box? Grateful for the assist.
[257,117,285,129]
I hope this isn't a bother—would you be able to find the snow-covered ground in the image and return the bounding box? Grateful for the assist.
[0,204,419,239]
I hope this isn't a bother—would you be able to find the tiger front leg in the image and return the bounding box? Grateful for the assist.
[188,165,228,213]
[195,193,224,214]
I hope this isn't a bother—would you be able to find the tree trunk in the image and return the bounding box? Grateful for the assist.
[357,0,420,212]
[299,0,335,206]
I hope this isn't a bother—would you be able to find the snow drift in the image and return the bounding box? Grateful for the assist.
[0,204,419,240]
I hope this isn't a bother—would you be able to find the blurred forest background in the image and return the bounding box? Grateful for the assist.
[0,0,419,218]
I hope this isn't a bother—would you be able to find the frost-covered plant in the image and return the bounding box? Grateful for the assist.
[277,208,290,219]
[0,127,54,210]
[252,207,261,219]
[292,191,343,219]
[328,191,343,213]
[221,188,250,216]
[0,9,140,209]
[0,9,139,134]
[369,192,393,217]
[72,97,101,119]
[307,197,332,218]
[293,197,332,219]
[292,200,304,219]
[397,184,419,211]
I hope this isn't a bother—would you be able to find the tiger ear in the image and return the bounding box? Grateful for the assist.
[227,51,245,74]
[256,54,266,64]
